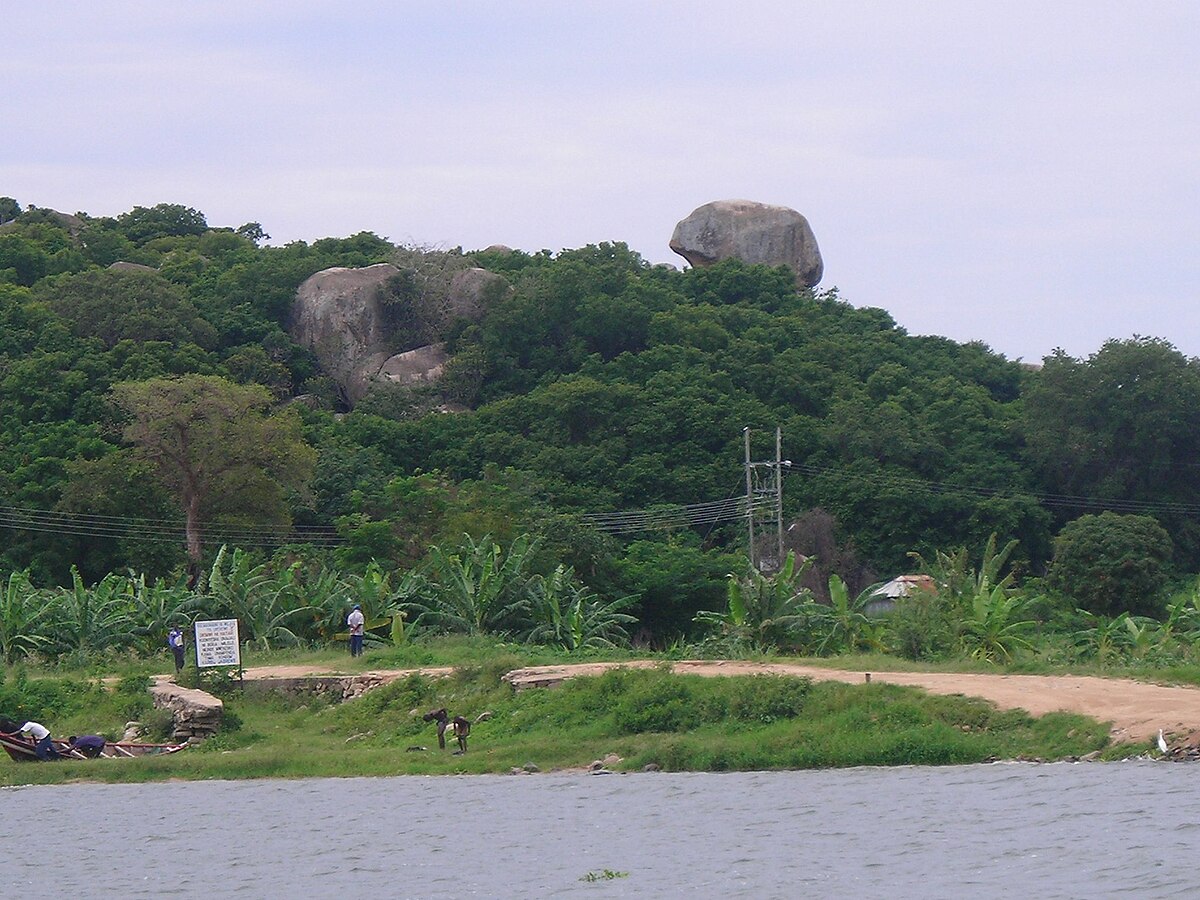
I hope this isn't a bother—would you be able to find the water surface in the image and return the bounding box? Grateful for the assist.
[3,762,1195,898]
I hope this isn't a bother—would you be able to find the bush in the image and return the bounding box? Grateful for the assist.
[885,592,959,660]
[1047,512,1173,617]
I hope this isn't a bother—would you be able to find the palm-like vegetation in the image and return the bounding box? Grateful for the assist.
[409,534,537,636]
[53,568,137,657]
[0,570,55,663]
[526,564,637,652]
[695,552,818,651]
[204,546,315,650]
[819,575,885,655]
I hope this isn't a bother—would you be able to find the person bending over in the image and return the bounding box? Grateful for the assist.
[19,721,59,760]
[68,734,107,758]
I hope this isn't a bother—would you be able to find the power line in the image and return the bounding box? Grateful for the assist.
[0,506,343,547]
[788,462,1200,518]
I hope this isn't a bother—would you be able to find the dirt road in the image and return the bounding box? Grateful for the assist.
[239,660,1200,745]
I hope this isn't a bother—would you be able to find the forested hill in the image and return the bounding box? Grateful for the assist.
[2,199,1199,637]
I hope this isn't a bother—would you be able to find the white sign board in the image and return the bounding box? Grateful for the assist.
[194,618,241,668]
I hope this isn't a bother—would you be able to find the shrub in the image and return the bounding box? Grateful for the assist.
[1047,512,1172,617]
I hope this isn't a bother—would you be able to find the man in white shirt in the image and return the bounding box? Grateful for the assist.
[19,720,59,760]
[347,604,365,657]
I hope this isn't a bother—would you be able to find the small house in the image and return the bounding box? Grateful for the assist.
[864,574,937,617]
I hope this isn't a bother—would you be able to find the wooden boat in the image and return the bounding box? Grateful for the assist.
[0,730,187,762]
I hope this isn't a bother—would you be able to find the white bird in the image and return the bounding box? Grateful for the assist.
[1157,729,1169,754]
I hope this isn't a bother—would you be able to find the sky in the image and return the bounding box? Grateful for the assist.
[3,1,1197,362]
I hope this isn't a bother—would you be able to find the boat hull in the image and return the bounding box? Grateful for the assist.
[0,731,187,762]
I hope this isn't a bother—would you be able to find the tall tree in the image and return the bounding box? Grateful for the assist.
[1023,337,1200,565]
[110,375,316,576]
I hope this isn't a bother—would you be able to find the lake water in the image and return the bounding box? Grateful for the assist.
[3,762,1197,898]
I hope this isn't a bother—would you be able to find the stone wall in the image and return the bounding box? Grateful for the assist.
[241,673,397,702]
[150,681,224,744]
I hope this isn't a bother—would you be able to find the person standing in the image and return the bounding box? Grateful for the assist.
[347,604,365,657]
[19,721,59,760]
[168,626,186,673]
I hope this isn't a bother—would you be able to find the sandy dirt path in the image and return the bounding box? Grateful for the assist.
[238,660,1200,745]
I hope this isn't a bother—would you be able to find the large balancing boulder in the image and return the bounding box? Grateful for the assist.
[669,199,823,288]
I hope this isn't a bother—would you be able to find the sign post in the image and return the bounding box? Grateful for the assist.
[193,618,242,686]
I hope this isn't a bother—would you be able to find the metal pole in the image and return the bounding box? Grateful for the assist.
[744,426,754,570]
[775,426,784,569]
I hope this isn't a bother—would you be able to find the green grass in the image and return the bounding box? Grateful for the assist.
[1,655,1130,786]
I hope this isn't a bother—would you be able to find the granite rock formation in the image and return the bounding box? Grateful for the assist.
[669,199,823,288]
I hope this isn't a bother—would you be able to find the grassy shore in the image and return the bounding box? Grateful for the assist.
[1,639,1142,785]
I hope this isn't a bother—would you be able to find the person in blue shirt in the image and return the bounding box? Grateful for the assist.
[68,734,107,758]
[168,626,186,672]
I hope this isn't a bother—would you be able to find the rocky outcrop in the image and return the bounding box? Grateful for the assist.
[290,263,400,403]
[378,343,449,385]
[448,267,510,320]
[289,261,506,405]
[669,199,823,288]
[151,681,224,744]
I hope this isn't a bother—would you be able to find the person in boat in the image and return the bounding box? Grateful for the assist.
[68,734,107,758]
[347,604,365,657]
[18,721,59,760]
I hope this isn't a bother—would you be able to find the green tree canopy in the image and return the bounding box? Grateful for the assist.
[109,375,316,572]
[1047,511,1173,617]
[1024,337,1200,567]
[33,268,217,348]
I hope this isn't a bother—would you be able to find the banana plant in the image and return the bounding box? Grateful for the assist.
[694,552,819,651]
[53,568,138,656]
[963,583,1034,663]
[409,533,539,636]
[526,564,637,652]
[818,574,878,655]
[127,572,204,654]
[1072,610,1131,664]
[205,546,315,650]
[1122,615,1161,661]
[0,570,56,663]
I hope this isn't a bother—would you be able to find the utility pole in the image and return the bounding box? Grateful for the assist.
[744,426,789,573]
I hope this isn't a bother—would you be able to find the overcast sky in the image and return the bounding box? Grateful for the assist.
[4,1,1197,362]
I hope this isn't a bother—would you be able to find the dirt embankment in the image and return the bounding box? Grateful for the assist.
[238,661,1200,746]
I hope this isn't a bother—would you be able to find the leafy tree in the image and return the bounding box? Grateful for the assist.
[1047,512,1173,617]
[0,232,49,285]
[115,203,208,242]
[236,222,269,245]
[1024,338,1200,566]
[607,539,737,639]
[109,375,316,574]
[33,268,217,348]
[0,197,21,225]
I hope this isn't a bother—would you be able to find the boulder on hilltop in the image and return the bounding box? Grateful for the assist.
[669,199,823,288]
